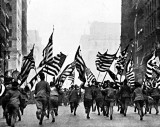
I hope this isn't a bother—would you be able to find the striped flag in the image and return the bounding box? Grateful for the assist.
[95,51,117,72]
[155,77,160,88]
[144,79,153,89]
[42,52,66,77]
[18,45,35,85]
[115,44,129,75]
[39,32,53,67]
[74,46,86,82]
[145,51,156,79]
[85,67,96,83]
[56,61,76,85]
[67,69,75,85]
[126,57,135,87]
[28,68,43,89]
[106,69,118,82]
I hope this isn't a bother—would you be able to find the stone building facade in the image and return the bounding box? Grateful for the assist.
[0,0,11,75]
[4,0,28,73]
[121,0,160,83]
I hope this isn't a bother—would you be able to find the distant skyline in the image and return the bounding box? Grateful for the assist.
[27,0,121,63]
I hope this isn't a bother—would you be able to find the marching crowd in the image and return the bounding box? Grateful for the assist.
[1,72,160,126]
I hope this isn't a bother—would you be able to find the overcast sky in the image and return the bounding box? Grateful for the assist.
[27,0,121,61]
[27,0,121,85]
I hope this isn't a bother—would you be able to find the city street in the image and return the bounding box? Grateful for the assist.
[1,103,160,127]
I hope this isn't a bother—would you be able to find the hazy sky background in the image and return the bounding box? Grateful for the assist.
[27,0,121,86]
[27,0,121,61]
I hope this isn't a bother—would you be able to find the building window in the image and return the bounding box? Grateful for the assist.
[9,29,12,36]
[8,41,12,47]
[158,0,160,7]
[9,16,12,24]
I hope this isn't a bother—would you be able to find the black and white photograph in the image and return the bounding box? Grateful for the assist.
[0,0,160,126]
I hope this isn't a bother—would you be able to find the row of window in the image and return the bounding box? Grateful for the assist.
[145,0,157,16]
[144,11,156,36]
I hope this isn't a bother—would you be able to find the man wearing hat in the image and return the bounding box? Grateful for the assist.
[102,80,117,120]
[93,80,103,115]
[4,81,22,126]
[68,84,81,116]
[81,81,94,119]
[119,79,131,116]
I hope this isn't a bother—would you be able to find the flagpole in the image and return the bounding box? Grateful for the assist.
[120,74,122,83]
[97,72,100,80]
[100,46,120,84]
[102,71,107,83]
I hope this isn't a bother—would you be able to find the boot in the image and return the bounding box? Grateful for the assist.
[39,111,44,125]
[110,115,112,120]
[156,109,159,115]
[52,118,55,123]
[140,116,143,121]
[87,114,90,119]
[36,111,40,120]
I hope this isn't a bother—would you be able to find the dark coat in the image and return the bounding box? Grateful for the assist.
[5,88,22,108]
[69,89,80,103]
[119,85,131,98]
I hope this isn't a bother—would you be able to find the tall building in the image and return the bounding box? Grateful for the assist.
[0,0,11,75]
[7,0,27,72]
[22,0,27,55]
[80,21,120,80]
[121,0,160,83]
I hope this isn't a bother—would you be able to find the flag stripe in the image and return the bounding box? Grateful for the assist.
[85,67,96,83]
[18,46,35,85]
[39,33,53,67]
[126,57,135,86]
[145,52,156,79]
[96,51,116,72]
[42,52,66,77]
[75,46,86,82]
[55,61,75,86]
[68,69,75,84]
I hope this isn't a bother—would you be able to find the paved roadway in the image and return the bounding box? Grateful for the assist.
[0,103,160,127]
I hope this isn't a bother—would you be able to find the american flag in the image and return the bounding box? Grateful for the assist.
[39,32,53,67]
[126,57,135,87]
[106,69,118,82]
[145,51,156,79]
[42,52,66,77]
[144,79,153,89]
[18,45,35,85]
[95,51,117,72]
[85,67,96,84]
[56,61,75,85]
[28,68,43,89]
[155,77,160,88]
[115,44,129,75]
[67,69,75,85]
[74,46,86,82]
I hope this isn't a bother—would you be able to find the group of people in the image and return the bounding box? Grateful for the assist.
[66,78,160,121]
[1,71,160,126]
[0,73,29,127]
